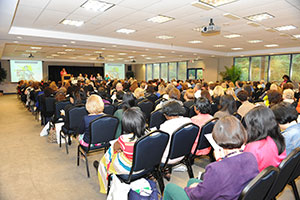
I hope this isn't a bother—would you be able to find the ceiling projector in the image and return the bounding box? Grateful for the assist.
[201,18,221,34]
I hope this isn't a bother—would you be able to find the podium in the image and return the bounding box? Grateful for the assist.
[62,74,71,83]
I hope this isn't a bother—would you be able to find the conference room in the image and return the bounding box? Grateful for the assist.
[0,0,300,199]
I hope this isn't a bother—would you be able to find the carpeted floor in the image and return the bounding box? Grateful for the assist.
[0,94,298,200]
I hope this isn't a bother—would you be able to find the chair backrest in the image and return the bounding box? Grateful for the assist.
[37,93,44,111]
[68,106,88,131]
[289,148,300,181]
[233,112,242,120]
[194,118,218,154]
[128,131,169,180]
[188,105,196,118]
[44,97,56,117]
[238,166,279,200]
[104,104,115,115]
[146,94,158,103]
[154,98,164,107]
[89,115,119,147]
[137,100,154,122]
[149,109,166,129]
[166,123,199,162]
[54,101,71,121]
[265,148,300,199]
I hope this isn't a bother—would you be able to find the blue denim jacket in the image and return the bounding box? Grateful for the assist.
[282,123,300,155]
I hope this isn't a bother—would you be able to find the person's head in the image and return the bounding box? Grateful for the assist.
[184,89,194,101]
[237,90,249,102]
[219,94,237,114]
[116,82,123,91]
[146,85,155,94]
[268,90,282,107]
[158,84,166,94]
[194,97,211,114]
[282,75,290,81]
[270,83,278,91]
[168,88,181,100]
[116,91,124,101]
[134,88,144,99]
[213,85,224,97]
[85,94,104,114]
[271,102,298,125]
[162,101,186,118]
[49,81,58,91]
[213,116,247,149]
[282,89,294,100]
[122,92,136,109]
[243,106,285,154]
[226,87,237,99]
[194,83,202,91]
[165,84,175,94]
[122,107,146,139]
[243,85,252,97]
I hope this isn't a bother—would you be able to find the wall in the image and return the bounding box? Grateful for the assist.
[217,57,234,80]
[133,64,145,81]
[0,60,16,93]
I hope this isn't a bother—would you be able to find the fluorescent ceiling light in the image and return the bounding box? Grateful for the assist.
[51,54,59,56]
[46,56,53,58]
[248,40,262,43]
[224,34,241,38]
[197,0,238,7]
[275,25,297,31]
[247,21,260,27]
[65,49,75,52]
[264,44,279,47]
[61,19,84,27]
[265,28,276,32]
[223,13,240,20]
[158,56,166,58]
[107,59,114,61]
[147,15,174,24]
[81,0,115,12]
[62,45,67,47]
[89,58,96,60]
[107,55,114,57]
[128,56,135,58]
[246,12,274,22]
[112,45,117,47]
[30,46,42,50]
[26,50,37,53]
[94,51,102,53]
[188,40,203,44]
[117,58,123,60]
[13,41,19,43]
[231,47,243,50]
[57,52,67,54]
[156,35,174,40]
[70,41,76,44]
[193,27,202,32]
[85,53,92,56]
[17,36,23,39]
[116,28,136,34]
[118,53,127,55]
[145,57,152,60]
[141,55,147,57]
[293,34,300,38]
[191,1,213,10]
[101,48,106,50]
[171,51,175,53]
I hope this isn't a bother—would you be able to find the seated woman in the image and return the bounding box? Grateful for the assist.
[243,106,286,171]
[163,116,259,200]
[96,107,146,194]
[214,94,237,118]
[78,94,104,147]
[191,97,213,155]
[271,102,300,155]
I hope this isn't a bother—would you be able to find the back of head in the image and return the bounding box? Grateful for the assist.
[268,90,282,106]
[237,90,249,102]
[122,107,146,139]
[283,89,294,100]
[86,94,104,114]
[195,97,211,114]
[243,106,285,154]
[122,92,136,109]
[213,85,224,97]
[213,116,247,149]
[162,101,186,117]
[168,88,181,100]
[271,102,298,124]
[184,89,195,101]
[201,90,212,102]
[220,94,237,114]
[134,88,144,99]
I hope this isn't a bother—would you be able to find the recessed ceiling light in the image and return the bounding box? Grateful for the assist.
[265,28,276,32]
[107,59,114,61]
[275,25,297,31]
[171,51,175,53]
[70,57,77,59]
[193,53,197,55]
[223,13,240,20]
[213,44,225,47]
[81,0,115,12]
[128,56,135,58]
[132,51,136,53]
[145,49,149,51]
[51,54,59,56]
[17,36,23,39]
[179,55,183,57]
[13,41,19,43]
[265,44,279,47]
[188,40,203,44]
[147,15,174,24]
[158,56,166,58]
[224,34,241,38]
[30,46,42,50]
[118,53,127,55]
[46,56,54,59]
[116,28,136,34]
[247,21,260,27]
[61,19,84,27]
[279,33,289,37]
[248,40,263,43]
[211,55,215,57]
[141,55,147,57]
[117,58,123,60]
[231,47,243,50]
[26,50,37,53]
[193,27,203,32]
[107,55,114,57]
[145,57,152,60]
[65,49,75,52]
[112,45,117,47]
[101,48,106,50]
[196,0,238,7]
[245,12,274,22]
[156,35,174,40]
[89,58,96,60]
[94,51,102,53]
[70,41,76,44]
[191,1,214,10]
[293,34,300,38]
[85,53,92,56]
[57,52,67,54]
[62,44,67,47]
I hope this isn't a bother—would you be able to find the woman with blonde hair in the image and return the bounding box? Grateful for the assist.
[49,81,58,93]
[212,85,224,108]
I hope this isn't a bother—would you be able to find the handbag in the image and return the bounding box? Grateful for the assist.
[128,179,160,200]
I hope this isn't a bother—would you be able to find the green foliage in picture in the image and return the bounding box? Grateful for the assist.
[220,65,241,82]
[0,67,7,83]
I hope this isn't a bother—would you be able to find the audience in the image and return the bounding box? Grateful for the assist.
[237,90,255,118]
[214,94,237,118]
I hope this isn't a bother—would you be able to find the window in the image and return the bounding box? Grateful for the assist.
[291,54,300,82]
[188,69,196,79]
[234,57,249,81]
[269,55,290,82]
[168,62,177,81]
[196,69,203,79]
[146,64,152,81]
[153,63,160,79]
[178,62,187,80]
[250,56,268,81]
[160,63,168,81]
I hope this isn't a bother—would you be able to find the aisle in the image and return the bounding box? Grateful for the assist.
[0,95,104,200]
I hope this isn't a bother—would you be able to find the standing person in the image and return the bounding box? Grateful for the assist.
[60,68,67,80]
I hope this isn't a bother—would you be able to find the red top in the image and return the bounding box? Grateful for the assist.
[60,70,67,77]
[117,134,137,160]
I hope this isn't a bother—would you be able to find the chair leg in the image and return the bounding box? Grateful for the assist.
[85,154,90,178]
[185,159,194,178]
[65,135,69,154]
[291,180,300,200]
[77,145,80,166]
[155,170,165,194]
[107,174,112,195]
[59,130,62,148]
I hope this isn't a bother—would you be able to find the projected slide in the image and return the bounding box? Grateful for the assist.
[10,60,43,82]
[104,63,125,79]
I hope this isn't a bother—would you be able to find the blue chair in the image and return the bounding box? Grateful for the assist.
[161,123,199,179]
[60,106,88,154]
[109,131,169,193]
[137,100,154,123]
[238,166,279,200]
[77,115,119,178]
[149,109,166,129]
[265,148,300,200]
[289,149,300,200]
[104,104,115,115]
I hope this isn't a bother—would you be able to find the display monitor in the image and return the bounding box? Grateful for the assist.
[104,63,125,79]
[10,60,43,82]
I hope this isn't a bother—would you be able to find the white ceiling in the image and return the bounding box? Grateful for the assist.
[0,0,300,63]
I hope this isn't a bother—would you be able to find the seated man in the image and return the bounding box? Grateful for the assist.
[237,90,255,118]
